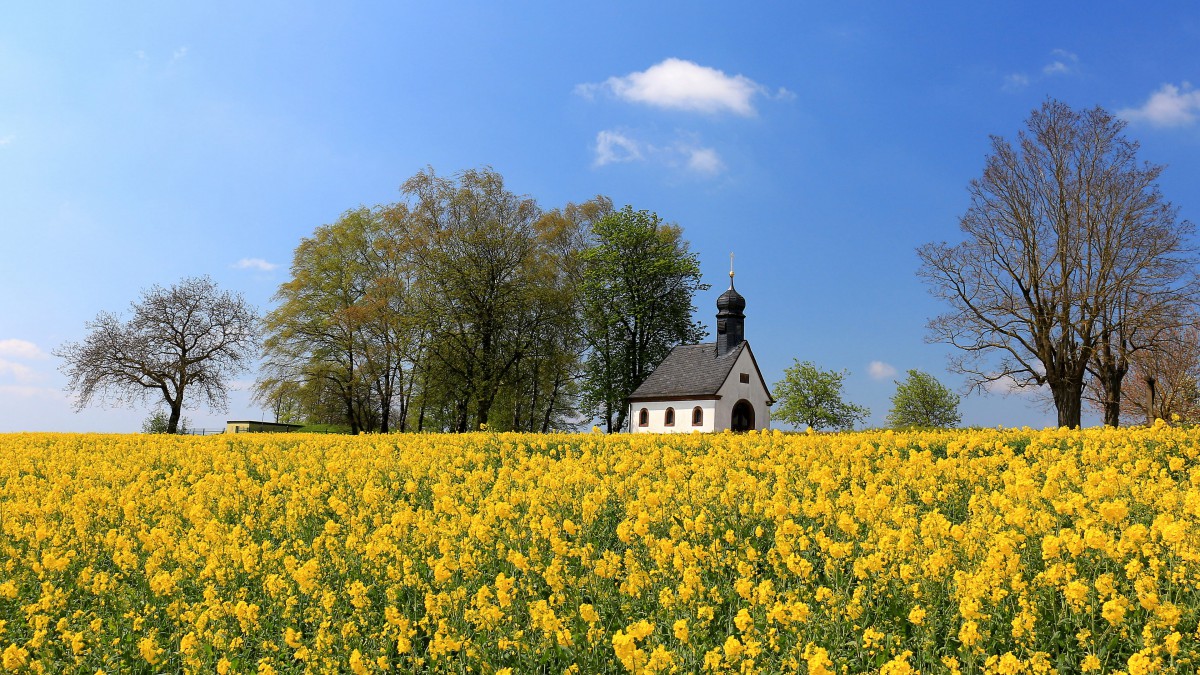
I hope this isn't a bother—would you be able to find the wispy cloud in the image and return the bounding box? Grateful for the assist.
[867,361,897,380]
[1002,49,1080,92]
[578,58,785,116]
[172,46,189,62]
[685,146,724,175]
[1042,49,1078,76]
[0,359,38,383]
[594,130,643,166]
[0,339,48,360]
[592,130,724,176]
[0,134,14,147]
[1001,73,1030,93]
[1119,83,1200,128]
[234,258,278,272]
[982,374,1047,396]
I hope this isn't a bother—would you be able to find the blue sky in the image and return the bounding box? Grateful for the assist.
[2,2,1199,432]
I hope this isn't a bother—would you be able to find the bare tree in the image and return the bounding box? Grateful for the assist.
[1088,287,1197,426]
[1090,322,1200,424]
[918,100,1195,428]
[56,276,258,433]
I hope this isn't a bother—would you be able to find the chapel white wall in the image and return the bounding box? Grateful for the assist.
[629,399,716,433]
[713,347,772,431]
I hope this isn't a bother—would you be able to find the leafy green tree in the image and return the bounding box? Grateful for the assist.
[773,360,869,431]
[401,167,589,432]
[260,167,602,434]
[579,206,708,432]
[141,410,191,434]
[258,205,416,433]
[886,369,961,429]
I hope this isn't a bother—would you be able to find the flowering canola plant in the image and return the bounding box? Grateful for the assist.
[1,425,1200,673]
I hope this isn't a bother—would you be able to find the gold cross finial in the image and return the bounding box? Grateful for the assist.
[729,252,735,280]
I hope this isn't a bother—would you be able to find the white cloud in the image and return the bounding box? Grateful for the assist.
[579,58,770,116]
[867,361,897,380]
[594,130,643,166]
[172,47,189,61]
[1119,83,1200,128]
[592,130,724,176]
[0,134,13,147]
[1001,50,1079,93]
[0,339,48,360]
[0,359,38,383]
[135,50,146,60]
[685,146,724,175]
[982,374,1047,396]
[1042,49,1078,76]
[234,257,278,272]
[1002,73,1030,92]
[0,384,63,400]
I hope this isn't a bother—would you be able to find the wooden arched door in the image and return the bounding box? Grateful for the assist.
[731,399,755,432]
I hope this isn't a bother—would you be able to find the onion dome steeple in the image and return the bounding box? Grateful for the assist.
[716,253,746,358]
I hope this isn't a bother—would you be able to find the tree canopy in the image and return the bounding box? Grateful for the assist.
[886,369,961,429]
[772,360,869,431]
[56,276,258,433]
[579,206,708,432]
[258,167,624,433]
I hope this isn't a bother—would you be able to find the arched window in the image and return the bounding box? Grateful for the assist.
[692,406,703,426]
[638,408,649,427]
[664,407,675,426]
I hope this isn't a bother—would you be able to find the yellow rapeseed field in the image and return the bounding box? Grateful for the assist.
[1,426,1199,673]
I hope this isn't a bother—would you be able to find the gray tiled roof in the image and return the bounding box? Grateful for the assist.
[627,342,746,401]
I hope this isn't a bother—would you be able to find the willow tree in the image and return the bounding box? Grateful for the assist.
[919,100,1195,427]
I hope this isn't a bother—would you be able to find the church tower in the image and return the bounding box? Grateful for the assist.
[715,260,745,358]
[626,252,772,433]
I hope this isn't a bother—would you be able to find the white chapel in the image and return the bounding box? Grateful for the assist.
[627,268,773,432]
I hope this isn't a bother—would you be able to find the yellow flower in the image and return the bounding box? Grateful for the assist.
[958,620,981,648]
[284,627,303,649]
[2,644,29,670]
[803,643,835,675]
[673,619,688,644]
[907,605,926,625]
[734,608,753,632]
[723,635,744,660]
[1102,597,1128,626]
[137,634,162,665]
[579,604,599,624]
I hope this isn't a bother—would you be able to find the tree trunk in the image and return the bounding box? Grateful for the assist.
[541,373,562,433]
[345,394,360,434]
[1146,376,1157,425]
[167,402,183,434]
[454,397,470,433]
[1102,373,1122,427]
[1050,378,1083,428]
